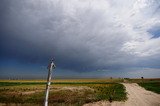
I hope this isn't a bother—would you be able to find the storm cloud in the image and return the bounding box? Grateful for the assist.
[0,0,160,78]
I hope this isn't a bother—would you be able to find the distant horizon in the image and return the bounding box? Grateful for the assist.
[0,75,160,80]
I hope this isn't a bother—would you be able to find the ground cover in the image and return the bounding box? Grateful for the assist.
[138,82,160,94]
[0,79,126,106]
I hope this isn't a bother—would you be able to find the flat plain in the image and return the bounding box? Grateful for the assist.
[0,78,159,106]
[0,79,126,106]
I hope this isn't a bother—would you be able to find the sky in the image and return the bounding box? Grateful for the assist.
[0,0,160,79]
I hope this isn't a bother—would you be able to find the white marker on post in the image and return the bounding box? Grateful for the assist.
[44,60,56,106]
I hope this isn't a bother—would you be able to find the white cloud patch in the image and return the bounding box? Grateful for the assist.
[121,37,160,57]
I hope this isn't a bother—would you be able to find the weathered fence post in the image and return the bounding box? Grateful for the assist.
[44,60,56,106]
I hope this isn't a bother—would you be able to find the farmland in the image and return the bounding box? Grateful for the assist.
[0,79,126,106]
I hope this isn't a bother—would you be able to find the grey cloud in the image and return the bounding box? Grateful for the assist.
[0,0,160,75]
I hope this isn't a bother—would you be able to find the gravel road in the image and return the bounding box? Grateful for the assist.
[84,83,160,106]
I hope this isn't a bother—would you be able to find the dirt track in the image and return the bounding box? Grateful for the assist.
[84,83,160,106]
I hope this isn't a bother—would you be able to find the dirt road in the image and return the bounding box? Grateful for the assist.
[124,83,160,106]
[84,83,160,106]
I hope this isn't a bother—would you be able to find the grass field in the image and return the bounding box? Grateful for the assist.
[124,78,160,83]
[0,79,126,106]
[1,78,159,106]
[138,82,160,94]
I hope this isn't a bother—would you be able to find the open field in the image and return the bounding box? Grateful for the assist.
[0,78,160,106]
[124,78,160,83]
[0,79,126,106]
[0,78,123,83]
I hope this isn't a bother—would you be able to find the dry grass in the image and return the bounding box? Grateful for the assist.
[0,79,126,106]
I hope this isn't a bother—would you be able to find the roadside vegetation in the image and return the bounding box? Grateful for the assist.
[124,78,160,83]
[124,78,160,94]
[138,82,160,94]
[0,79,126,106]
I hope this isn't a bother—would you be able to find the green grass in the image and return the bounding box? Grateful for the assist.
[92,83,127,102]
[0,82,118,87]
[138,82,160,94]
[124,78,160,83]
[0,82,46,87]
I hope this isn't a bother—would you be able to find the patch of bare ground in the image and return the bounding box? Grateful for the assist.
[57,86,94,91]
[4,86,93,96]
[20,90,43,95]
[4,90,43,96]
[50,86,94,92]
[84,83,160,106]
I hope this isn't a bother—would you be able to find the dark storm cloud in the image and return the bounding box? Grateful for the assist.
[0,0,160,76]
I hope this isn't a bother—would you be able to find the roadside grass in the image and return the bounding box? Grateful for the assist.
[0,79,126,106]
[124,78,160,94]
[124,78,160,83]
[92,83,127,102]
[49,88,95,105]
[138,82,160,94]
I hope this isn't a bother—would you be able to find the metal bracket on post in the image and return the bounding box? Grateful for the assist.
[44,60,56,106]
